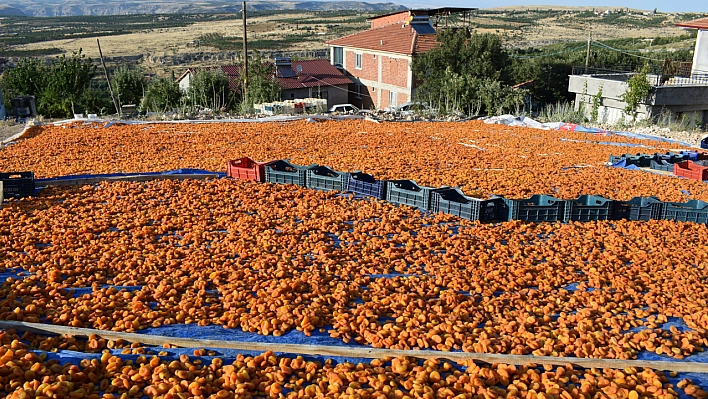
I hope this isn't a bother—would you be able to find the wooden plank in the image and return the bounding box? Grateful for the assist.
[36,174,219,187]
[1,320,708,372]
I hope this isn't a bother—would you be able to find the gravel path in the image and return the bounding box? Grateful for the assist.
[0,123,25,143]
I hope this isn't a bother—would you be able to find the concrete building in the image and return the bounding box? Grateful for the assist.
[677,18,708,74]
[325,8,475,110]
[176,59,351,108]
[568,17,708,126]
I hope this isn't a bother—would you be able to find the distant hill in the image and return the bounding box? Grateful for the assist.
[0,5,26,16]
[0,0,405,17]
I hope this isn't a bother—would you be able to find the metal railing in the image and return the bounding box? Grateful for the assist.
[572,65,708,87]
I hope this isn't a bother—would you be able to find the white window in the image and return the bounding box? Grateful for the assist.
[373,54,377,59]
[355,53,362,70]
[372,87,376,92]
[389,91,398,107]
[355,83,362,99]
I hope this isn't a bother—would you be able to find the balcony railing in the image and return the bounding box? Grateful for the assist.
[571,65,708,87]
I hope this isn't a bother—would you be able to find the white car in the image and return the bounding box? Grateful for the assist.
[327,104,360,114]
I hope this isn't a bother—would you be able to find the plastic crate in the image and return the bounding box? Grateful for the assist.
[680,151,700,161]
[568,195,614,222]
[305,166,347,192]
[0,171,35,199]
[345,171,386,199]
[701,137,708,150]
[226,157,273,182]
[264,160,312,187]
[430,188,504,222]
[674,161,708,181]
[501,195,570,222]
[650,159,674,172]
[662,200,708,224]
[612,196,664,221]
[386,180,435,210]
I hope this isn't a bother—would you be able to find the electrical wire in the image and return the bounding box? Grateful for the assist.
[591,41,668,62]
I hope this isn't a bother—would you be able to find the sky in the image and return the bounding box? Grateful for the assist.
[399,1,708,13]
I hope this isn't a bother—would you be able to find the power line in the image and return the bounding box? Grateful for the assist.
[591,41,667,62]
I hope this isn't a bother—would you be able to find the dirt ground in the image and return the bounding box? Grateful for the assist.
[0,123,26,143]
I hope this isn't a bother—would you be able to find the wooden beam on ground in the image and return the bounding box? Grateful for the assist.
[1,320,707,373]
[35,173,219,187]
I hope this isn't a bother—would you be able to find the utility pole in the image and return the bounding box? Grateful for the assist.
[97,39,120,116]
[242,1,248,107]
[585,33,592,74]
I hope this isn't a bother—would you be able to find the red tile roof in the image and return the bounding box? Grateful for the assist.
[326,23,438,56]
[178,59,351,92]
[676,18,708,30]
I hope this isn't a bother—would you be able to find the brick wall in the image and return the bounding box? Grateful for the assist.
[381,56,409,88]
[344,49,378,82]
[370,11,410,29]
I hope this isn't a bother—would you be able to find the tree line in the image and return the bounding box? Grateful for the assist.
[0,51,282,118]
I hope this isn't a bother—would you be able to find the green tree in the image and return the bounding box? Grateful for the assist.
[243,54,281,110]
[112,66,147,107]
[413,30,513,115]
[622,64,652,121]
[187,68,236,111]
[0,58,47,99]
[43,49,97,116]
[142,77,182,112]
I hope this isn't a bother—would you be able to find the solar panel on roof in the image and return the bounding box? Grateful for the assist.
[412,24,436,35]
[277,66,297,78]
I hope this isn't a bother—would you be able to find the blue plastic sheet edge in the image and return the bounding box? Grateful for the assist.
[35,169,227,183]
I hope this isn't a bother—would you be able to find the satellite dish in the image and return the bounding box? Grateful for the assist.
[296,65,303,73]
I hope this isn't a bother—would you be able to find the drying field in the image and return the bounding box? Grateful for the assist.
[1,120,708,399]
[1,120,708,201]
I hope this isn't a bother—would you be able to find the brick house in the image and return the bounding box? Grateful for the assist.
[325,10,441,110]
[176,59,351,108]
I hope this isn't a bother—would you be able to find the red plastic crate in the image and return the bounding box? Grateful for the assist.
[227,157,273,182]
[674,160,708,181]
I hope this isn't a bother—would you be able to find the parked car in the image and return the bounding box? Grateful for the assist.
[327,104,373,115]
[327,104,360,114]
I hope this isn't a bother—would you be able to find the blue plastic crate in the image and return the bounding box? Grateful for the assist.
[305,166,347,192]
[662,200,708,224]
[264,160,313,187]
[430,188,504,222]
[612,196,664,221]
[345,171,386,199]
[650,159,674,172]
[501,195,570,222]
[569,195,614,222]
[680,151,700,161]
[385,180,435,210]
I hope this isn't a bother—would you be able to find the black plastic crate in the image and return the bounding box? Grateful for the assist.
[569,195,614,222]
[431,188,504,222]
[702,137,708,150]
[385,180,435,210]
[501,195,570,222]
[345,171,386,199]
[650,159,674,172]
[1,171,35,199]
[612,196,664,221]
[662,200,708,224]
[264,160,312,187]
[305,166,347,192]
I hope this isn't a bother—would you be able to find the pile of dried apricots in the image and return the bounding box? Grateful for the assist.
[0,120,706,201]
[1,329,704,399]
[1,179,707,362]
[3,121,708,399]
